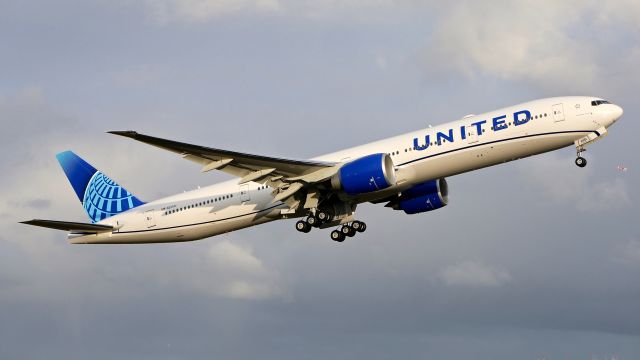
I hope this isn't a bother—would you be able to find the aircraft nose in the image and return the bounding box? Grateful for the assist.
[612,104,623,120]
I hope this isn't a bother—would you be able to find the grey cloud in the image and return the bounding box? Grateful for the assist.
[420,0,640,94]
[517,153,631,212]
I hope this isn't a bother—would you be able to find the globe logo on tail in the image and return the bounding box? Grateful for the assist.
[83,172,144,223]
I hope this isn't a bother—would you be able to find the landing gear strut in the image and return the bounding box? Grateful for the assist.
[575,147,587,168]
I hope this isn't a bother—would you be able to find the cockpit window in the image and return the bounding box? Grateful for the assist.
[591,100,611,106]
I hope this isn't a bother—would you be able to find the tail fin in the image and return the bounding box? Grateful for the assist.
[56,151,144,223]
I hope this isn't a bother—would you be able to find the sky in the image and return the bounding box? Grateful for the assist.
[1,0,639,359]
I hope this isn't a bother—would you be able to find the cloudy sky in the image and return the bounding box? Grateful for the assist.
[1,0,639,359]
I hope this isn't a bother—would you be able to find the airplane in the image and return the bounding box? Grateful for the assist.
[21,96,623,244]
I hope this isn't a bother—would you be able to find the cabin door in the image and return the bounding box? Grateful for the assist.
[240,184,250,202]
[552,103,565,122]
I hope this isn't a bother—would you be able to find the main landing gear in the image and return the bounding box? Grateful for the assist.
[329,221,367,242]
[295,215,367,242]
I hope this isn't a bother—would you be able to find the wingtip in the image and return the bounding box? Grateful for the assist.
[107,130,139,138]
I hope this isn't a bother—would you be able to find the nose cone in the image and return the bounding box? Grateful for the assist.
[598,103,623,128]
[612,104,624,121]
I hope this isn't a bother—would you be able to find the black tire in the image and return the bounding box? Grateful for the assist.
[306,215,319,227]
[353,221,367,232]
[330,230,345,242]
[341,225,352,235]
[346,227,356,237]
[575,156,587,168]
[296,220,310,233]
[317,211,331,222]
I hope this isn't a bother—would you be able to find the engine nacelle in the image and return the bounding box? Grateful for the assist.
[397,178,448,214]
[331,153,396,195]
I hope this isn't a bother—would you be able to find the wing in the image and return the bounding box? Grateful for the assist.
[109,131,341,207]
[108,131,336,183]
[21,219,113,233]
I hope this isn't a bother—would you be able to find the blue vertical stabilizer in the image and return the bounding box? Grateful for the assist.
[56,151,144,223]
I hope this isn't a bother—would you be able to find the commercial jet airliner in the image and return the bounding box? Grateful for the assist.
[22,97,623,244]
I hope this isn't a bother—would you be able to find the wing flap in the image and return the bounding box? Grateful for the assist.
[20,219,113,233]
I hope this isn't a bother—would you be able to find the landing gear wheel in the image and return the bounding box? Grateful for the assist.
[317,211,331,222]
[352,221,366,232]
[306,215,319,227]
[295,220,311,233]
[340,225,356,237]
[575,156,587,168]
[347,227,356,237]
[330,230,345,242]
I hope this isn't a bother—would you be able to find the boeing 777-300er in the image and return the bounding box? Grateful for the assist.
[22,97,623,243]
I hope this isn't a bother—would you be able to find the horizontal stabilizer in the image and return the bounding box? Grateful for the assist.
[20,219,113,233]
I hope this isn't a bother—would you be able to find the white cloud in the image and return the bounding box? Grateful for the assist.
[438,261,511,287]
[423,0,598,90]
[0,89,288,304]
[187,240,288,300]
[517,153,631,212]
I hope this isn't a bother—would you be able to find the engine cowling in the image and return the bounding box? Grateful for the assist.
[331,153,396,195]
[397,178,448,214]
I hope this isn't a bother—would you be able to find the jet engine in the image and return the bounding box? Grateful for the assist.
[331,153,396,195]
[388,178,448,214]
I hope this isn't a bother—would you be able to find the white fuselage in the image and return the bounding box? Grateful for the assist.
[70,96,622,244]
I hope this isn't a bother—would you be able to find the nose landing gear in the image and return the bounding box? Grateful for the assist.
[575,146,587,168]
[573,127,609,168]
